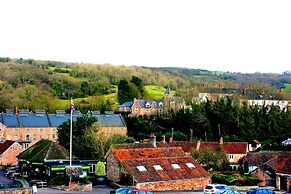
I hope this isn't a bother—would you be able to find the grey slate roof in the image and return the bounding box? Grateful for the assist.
[1,112,126,128]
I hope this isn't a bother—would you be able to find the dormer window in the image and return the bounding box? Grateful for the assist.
[145,102,151,108]
[159,102,163,107]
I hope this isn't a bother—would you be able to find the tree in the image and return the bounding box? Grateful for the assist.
[57,115,98,159]
[190,147,230,171]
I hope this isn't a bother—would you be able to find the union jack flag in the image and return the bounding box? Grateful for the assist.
[70,98,75,112]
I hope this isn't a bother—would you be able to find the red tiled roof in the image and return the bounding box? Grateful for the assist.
[242,152,279,168]
[121,156,211,183]
[168,141,197,152]
[112,147,185,162]
[169,141,248,154]
[0,140,16,155]
[276,152,291,174]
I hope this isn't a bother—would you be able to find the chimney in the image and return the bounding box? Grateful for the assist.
[189,128,193,142]
[196,139,201,150]
[220,137,223,144]
[279,88,282,94]
[161,135,166,143]
[169,136,173,143]
[149,133,156,147]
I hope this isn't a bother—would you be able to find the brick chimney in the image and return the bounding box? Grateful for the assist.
[149,133,156,148]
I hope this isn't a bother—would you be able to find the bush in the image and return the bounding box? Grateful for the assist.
[49,175,65,186]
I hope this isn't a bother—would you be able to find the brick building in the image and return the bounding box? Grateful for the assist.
[0,140,23,166]
[107,135,211,191]
[0,109,127,148]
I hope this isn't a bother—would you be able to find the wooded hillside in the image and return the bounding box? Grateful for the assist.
[0,57,290,113]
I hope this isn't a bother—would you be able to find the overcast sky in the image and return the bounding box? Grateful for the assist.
[1,0,291,73]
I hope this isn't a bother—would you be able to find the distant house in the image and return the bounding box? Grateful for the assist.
[168,138,248,169]
[0,109,127,148]
[116,86,185,116]
[107,134,210,191]
[0,140,23,166]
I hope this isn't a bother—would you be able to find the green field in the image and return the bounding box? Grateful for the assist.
[284,83,291,93]
[55,85,168,110]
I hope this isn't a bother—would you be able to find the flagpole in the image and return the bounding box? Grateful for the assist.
[70,98,73,167]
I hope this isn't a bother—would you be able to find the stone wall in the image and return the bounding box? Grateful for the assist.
[106,152,120,182]
[0,188,32,194]
[136,177,211,191]
[0,143,24,166]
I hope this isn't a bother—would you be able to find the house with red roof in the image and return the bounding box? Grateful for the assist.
[107,138,211,191]
[0,140,23,166]
[168,137,248,169]
[276,152,291,192]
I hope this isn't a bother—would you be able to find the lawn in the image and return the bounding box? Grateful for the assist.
[284,83,291,93]
[144,85,166,99]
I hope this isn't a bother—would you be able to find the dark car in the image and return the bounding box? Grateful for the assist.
[115,187,153,194]
[247,188,276,194]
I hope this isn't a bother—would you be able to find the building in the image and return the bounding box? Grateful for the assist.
[0,140,23,166]
[116,86,186,116]
[17,139,90,180]
[168,138,248,169]
[0,109,127,148]
[107,147,211,191]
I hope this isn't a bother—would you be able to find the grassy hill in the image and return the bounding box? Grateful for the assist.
[0,58,290,113]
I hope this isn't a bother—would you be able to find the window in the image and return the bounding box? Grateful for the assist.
[186,163,196,168]
[52,128,56,132]
[39,135,43,139]
[145,102,150,107]
[7,135,11,140]
[229,154,234,160]
[137,166,147,172]
[14,128,18,132]
[25,134,30,141]
[171,164,181,169]
[153,165,163,170]
[46,134,49,140]
[89,164,95,173]
[134,108,138,112]
[14,135,18,140]
[39,128,43,132]
[26,128,30,132]
[33,134,36,140]
[52,134,56,140]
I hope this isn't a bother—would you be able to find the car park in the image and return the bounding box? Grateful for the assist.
[247,188,276,194]
[204,184,232,194]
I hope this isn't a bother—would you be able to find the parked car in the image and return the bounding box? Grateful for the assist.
[115,187,153,194]
[222,189,241,194]
[247,188,276,194]
[5,167,20,179]
[204,184,232,194]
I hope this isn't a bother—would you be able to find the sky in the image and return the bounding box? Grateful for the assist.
[1,0,291,74]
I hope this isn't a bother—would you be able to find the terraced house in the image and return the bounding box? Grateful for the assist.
[0,109,127,148]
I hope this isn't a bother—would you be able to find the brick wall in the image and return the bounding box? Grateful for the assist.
[0,143,24,166]
[137,177,211,191]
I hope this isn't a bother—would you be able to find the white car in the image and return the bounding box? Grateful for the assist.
[204,184,232,194]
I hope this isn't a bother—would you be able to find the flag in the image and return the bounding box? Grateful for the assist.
[70,98,75,112]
